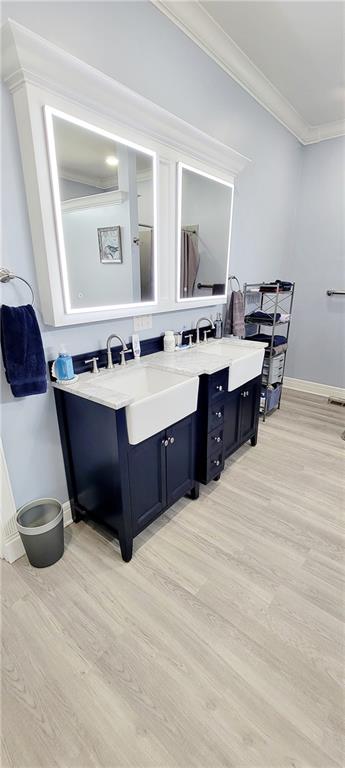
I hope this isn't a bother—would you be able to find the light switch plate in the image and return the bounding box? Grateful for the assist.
[133,315,152,331]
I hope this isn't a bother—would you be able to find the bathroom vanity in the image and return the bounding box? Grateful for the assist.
[53,337,264,560]
[196,370,261,484]
[54,362,200,562]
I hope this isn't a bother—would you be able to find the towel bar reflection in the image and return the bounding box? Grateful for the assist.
[0,267,35,306]
[326,290,345,296]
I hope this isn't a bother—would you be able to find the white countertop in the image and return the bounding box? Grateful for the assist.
[52,338,267,411]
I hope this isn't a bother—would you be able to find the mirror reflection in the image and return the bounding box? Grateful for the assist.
[50,111,155,309]
[178,164,233,300]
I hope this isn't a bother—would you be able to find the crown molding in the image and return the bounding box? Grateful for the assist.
[61,189,127,212]
[1,18,250,177]
[302,119,345,145]
[152,0,345,145]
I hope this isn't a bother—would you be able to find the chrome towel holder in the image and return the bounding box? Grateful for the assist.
[326,289,345,296]
[0,267,35,306]
[228,274,241,291]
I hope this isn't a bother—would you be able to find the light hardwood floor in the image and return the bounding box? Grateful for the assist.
[1,390,344,768]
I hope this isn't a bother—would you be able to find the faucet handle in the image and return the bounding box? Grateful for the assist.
[85,357,100,374]
[187,334,194,348]
[203,329,212,343]
[120,348,132,366]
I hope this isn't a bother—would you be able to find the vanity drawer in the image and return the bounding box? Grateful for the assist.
[208,404,224,432]
[208,425,224,455]
[208,369,228,401]
[207,451,224,481]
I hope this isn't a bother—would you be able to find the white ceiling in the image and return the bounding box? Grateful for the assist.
[153,0,345,143]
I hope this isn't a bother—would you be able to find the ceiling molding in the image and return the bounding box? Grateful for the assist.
[61,189,127,212]
[152,0,345,145]
[303,119,345,145]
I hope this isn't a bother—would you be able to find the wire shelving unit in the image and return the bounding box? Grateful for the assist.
[243,282,295,421]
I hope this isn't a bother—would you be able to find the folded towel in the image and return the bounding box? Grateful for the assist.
[246,333,287,347]
[245,311,281,324]
[224,290,245,337]
[1,304,47,397]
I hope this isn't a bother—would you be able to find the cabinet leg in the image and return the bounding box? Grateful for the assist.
[71,503,82,523]
[250,433,258,447]
[119,535,133,563]
[213,474,221,481]
[189,483,200,500]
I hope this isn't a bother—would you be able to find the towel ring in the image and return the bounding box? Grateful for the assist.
[0,268,35,306]
[228,275,241,291]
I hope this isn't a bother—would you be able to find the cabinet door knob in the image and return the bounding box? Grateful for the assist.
[169,436,175,445]
[214,436,221,443]
[216,411,222,418]
[213,460,220,467]
[216,384,223,392]
[162,439,169,447]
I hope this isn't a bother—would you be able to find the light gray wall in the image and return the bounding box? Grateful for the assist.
[285,136,345,387]
[2,1,301,507]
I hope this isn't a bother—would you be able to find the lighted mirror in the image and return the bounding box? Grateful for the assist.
[177,163,233,301]
[45,107,157,312]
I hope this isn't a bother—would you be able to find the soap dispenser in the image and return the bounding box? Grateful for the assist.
[51,347,75,382]
[214,312,223,339]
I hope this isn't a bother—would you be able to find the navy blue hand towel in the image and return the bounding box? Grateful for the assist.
[1,304,47,397]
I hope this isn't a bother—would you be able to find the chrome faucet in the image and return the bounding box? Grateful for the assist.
[106,334,130,368]
[195,316,215,344]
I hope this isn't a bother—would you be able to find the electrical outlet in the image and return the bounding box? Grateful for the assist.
[133,315,152,331]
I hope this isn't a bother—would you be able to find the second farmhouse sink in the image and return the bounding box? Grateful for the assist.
[200,339,265,392]
[96,365,199,444]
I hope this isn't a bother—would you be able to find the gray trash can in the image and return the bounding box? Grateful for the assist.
[16,498,64,568]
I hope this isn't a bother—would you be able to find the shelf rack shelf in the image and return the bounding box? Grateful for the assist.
[243,282,295,421]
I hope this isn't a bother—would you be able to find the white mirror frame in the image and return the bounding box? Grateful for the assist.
[176,162,234,304]
[2,20,250,326]
[45,106,158,315]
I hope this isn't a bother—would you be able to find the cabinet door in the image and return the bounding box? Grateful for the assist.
[166,415,195,505]
[223,388,240,457]
[239,381,258,440]
[128,431,166,533]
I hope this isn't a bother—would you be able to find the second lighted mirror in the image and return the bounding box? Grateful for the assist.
[45,108,157,312]
[177,163,233,301]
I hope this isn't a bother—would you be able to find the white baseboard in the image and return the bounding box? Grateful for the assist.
[284,377,345,400]
[2,501,73,564]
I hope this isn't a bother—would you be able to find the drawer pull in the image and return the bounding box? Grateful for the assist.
[162,439,169,447]
[213,436,221,443]
[241,390,249,398]
[213,460,220,467]
[169,436,175,445]
[216,384,223,392]
[215,411,222,418]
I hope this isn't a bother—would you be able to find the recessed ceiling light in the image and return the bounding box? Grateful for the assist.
[105,155,118,167]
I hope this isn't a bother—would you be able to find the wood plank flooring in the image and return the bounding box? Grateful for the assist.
[2,390,344,768]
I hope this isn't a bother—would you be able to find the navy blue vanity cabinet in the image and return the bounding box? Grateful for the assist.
[166,415,197,504]
[196,371,261,483]
[54,388,199,562]
[128,429,167,533]
[196,369,227,484]
[223,376,262,459]
[128,414,197,533]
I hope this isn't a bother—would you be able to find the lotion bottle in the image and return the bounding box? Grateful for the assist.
[132,334,141,359]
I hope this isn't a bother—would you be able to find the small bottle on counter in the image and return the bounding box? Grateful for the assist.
[132,334,141,360]
[163,330,176,352]
[214,312,223,339]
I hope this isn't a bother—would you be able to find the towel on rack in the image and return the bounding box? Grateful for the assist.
[224,290,245,337]
[1,304,47,397]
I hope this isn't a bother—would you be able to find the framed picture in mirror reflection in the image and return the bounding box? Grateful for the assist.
[98,226,122,264]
